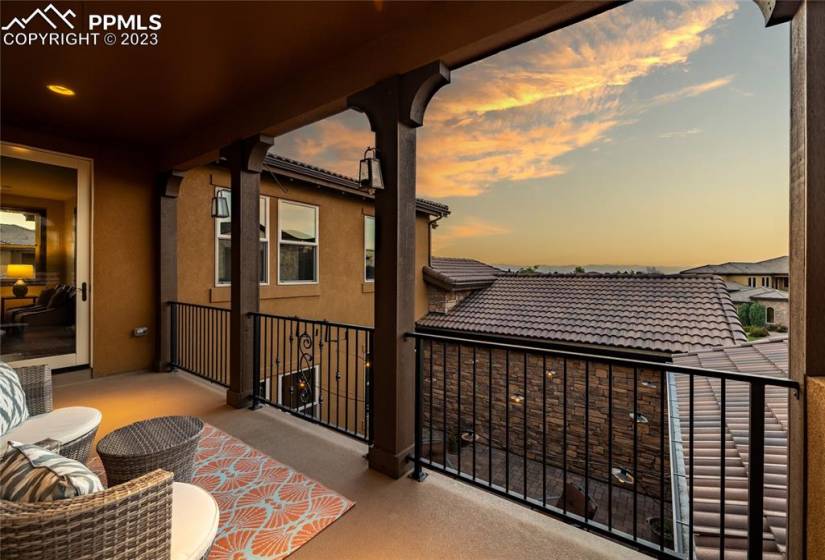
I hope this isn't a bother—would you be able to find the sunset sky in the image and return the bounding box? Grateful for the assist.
[273,0,790,269]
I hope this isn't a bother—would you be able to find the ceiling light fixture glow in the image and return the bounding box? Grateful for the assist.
[47,84,75,96]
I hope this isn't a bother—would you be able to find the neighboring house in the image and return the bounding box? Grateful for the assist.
[728,284,789,327]
[418,262,748,541]
[672,338,789,560]
[177,154,450,326]
[682,256,789,291]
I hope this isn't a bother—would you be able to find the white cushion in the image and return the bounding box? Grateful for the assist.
[171,482,220,560]
[0,407,101,454]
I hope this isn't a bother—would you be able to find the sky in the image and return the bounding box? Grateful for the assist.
[272,0,790,269]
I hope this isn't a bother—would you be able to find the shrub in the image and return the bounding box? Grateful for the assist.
[749,326,769,338]
[737,303,752,327]
[776,324,788,333]
[749,302,767,328]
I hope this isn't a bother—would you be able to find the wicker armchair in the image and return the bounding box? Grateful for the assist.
[2,364,100,463]
[0,469,174,560]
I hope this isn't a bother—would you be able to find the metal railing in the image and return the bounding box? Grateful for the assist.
[251,312,374,443]
[170,301,230,386]
[408,331,799,560]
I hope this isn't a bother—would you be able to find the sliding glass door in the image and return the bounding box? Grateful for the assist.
[0,144,91,369]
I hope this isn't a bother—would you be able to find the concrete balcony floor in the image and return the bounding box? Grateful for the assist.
[55,370,647,560]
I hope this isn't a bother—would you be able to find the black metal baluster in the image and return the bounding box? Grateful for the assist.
[608,363,613,531]
[488,348,493,488]
[335,326,340,427]
[747,382,765,560]
[633,366,638,541]
[327,324,332,424]
[472,345,477,481]
[563,357,568,515]
[523,352,528,500]
[505,350,510,493]
[584,360,590,525]
[345,328,350,431]
[457,344,462,476]
[720,377,727,557]
[443,341,448,469]
[354,329,360,434]
[542,354,547,508]
[413,335,425,481]
[659,367,665,551]
[251,315,260,409]
[689,374,695,559]
[429,339,434,464]
[367,332,374,443]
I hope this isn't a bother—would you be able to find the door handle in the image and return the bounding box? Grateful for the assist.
[81,282,88,302]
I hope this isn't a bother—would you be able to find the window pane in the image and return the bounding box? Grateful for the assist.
[365,216,375,281]
[280,202,316,243]
[217,239,231,284]
[280,245,316,282]
[217,189,231,236]
[217,240,267,284]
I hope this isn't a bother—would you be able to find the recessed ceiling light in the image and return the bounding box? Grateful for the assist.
[47,84,75,96]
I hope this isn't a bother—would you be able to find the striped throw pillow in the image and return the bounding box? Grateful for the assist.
[0,441,103,502]
[0,362,29,435]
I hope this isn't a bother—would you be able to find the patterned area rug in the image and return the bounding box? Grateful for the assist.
[89,423,354,559]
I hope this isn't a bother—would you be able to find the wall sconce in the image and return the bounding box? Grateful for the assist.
[641,380,657,389]
[359,147,384,190]
[546,369,557,381]
[510,394,524,405]
[211,190,229,218]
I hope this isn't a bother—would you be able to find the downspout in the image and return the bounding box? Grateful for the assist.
[667,370,691,557]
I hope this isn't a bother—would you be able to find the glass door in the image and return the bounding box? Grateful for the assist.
[0,144,91,369]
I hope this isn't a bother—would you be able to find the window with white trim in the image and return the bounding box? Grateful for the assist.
[214,188,269,286]
[364,215,375,282]
[278,200,318,284]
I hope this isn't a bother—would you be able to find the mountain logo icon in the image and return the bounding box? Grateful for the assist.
[2,4,76,31]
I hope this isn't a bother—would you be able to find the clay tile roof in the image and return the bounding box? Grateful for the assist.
[418,274,747,354]
[682,256,788,275]
[730,287,789,304]
[424,257,505,290]
[262,153,450,217]
[672,338,789,559]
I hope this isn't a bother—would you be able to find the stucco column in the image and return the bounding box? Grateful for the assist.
[789,2,825,558]
[222,134,274,408]
[155,171,184,372]
[348,62,450,478]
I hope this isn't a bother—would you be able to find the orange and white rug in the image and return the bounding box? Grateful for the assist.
[90,423,354,559]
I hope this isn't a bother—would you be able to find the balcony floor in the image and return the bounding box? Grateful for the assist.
[55,370,647,560]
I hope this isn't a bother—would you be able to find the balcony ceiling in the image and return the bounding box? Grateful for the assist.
[0,1,616,169]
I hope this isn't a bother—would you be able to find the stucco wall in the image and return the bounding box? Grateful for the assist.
[176,165,433,326]
[1,127,157,376]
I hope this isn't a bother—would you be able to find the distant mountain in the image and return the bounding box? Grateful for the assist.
[494,264,688,275]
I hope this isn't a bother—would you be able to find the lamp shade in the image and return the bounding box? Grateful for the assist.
[7,264,35,279]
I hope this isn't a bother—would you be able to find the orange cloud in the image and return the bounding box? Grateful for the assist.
[433,217,511,251]
[277,0,739,198]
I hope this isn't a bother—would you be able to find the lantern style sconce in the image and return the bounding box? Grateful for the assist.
[359,147,384,190]
[211,190,230,218]
[510,394,525,405]
[630,412,649,424]
[546,369,557,381]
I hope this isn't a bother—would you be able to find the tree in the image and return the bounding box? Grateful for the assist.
[749,302,767,328]
[574,266,586,274]
[737,303,751,327]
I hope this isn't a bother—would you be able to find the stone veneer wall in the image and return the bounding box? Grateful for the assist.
[421,341,671,499]
[427,285,475,314]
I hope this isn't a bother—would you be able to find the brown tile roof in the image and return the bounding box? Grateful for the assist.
[262,154,450,217]
[672,338,789,559]
[418,274,747,354]
[682,256,788,276]
[730,287,789,304]
[424,257,505,290]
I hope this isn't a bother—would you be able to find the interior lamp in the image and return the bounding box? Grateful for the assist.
[359,147,384,190]
[7,264,35,297]
[211,190,230,219]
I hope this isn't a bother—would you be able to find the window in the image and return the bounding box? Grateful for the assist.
[762,276,769,287]
[278,200,318,284]
[767,307,775,324]
[748,277,756,287]
[214,188,269,286]
[364,215,375,282]
[277,366,319,413]
[1,208,46,282]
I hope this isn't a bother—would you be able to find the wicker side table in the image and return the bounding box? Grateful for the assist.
[97,416,203,486]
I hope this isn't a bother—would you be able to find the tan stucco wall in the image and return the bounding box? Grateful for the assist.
[177,165,432,326]
[1,127,158,376]
[721,273,789,291]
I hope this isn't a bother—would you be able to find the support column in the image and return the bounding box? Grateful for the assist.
[155,171,184,372]
[222,134,274,408]
[349,61,450,478]
[789,2,825,558]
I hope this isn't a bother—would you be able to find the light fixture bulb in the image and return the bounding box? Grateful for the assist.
[47,84,75,96]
